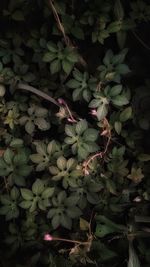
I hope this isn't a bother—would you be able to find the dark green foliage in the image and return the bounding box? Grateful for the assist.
[0,0,150,266]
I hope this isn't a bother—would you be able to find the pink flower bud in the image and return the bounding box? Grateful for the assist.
[84,169,90,176]
[90,109,97,116]
[44,234,53,241]
[101,130,108,136]
[67,118,74,123]
[58,98,65,105]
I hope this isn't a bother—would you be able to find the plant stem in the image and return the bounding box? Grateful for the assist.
[52,236,89,245]
[17,83,60,107]
[132,30,150,51]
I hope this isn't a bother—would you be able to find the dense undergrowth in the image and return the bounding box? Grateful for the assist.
[0,0,150,266]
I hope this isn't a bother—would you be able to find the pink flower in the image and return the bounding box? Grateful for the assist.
[84,169,90,176]
[58,98,65,105]
[90,109,97,116]
[44,234,53,241]
[67,117,76,123]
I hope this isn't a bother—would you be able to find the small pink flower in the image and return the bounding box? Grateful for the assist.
[90,109,97,116]
[44,234,53,241]
[101,130,108,136]
[67,117,76,123]
[58,98,65,105]
[84,169,90,176]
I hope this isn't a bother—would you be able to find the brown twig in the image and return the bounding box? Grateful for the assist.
[48,0,70,46]
[83,118,111,175]
[52,236,89,245]
[58,98,77,123]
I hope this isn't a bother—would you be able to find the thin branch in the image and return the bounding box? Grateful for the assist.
[83,118,111,175]
[48,0,69,46]
[58,98,77,123]
[52,236,89,245]
[17,83,60,107]
[132,30,150,51]
[48,0,87,67]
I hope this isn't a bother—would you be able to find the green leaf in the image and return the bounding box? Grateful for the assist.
[42,187,54,198]
[21,188,33,200]
[107,21,121,33]
[66,158,76,170]
[29,199,37,212]
[12,10,24,21]
[138,154,150,162]
[114,121,122,134]
[65,124,76,137]
[10,187,19,200]
[71,27,84,39]
[32,179,44,195]
[120,107,132,122]
[23,73,35,82]
[62,60,73,74]
[47,42,57,52]
[73,69,83,81]
[64,137,75,145]
[14,152,27,165]
[109,85,122,97]
[0,158,8,168]
[0,164,11,176]
[0,195,11,205]
[66,207,82,218]
[52,214,60,229]
[30,154,44,163]
[6,208,19,220]
[57,156,67,170]
[58,191,67,203]
[34,142,47,155]
[97,103,108,121]
[78,146,89,159]
[117,31,127,49]
[113,50,128,65]
[114,0,124,20]
[83,89,91,102]
[80,218,89,231]
[19,200,32,209]
[38,200,46,210]
[83,142,99,153]
[76,120,88,135]
[95,223,117,237]
[103,50,113,66]
[3,149,13,165]
[116,64,130,74]
[72,88,82,101]
[35,118,50,130]
[66,79,80,88]
[35,107,48,117]
[18,165,32,176]
[49,166,59,175]
[112,95,129,106]
[66,51,78,63]
[89,99,101,108]
[43,52,56,62]
[83,128,98,142]
[65,196,79,206]
[106,179,117,195]
[25,120,35,134]
[47,208,56,218]
[61,213,72,229]
[10,139,23,148]
[0,205,10,215]
[50,59,61,74]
